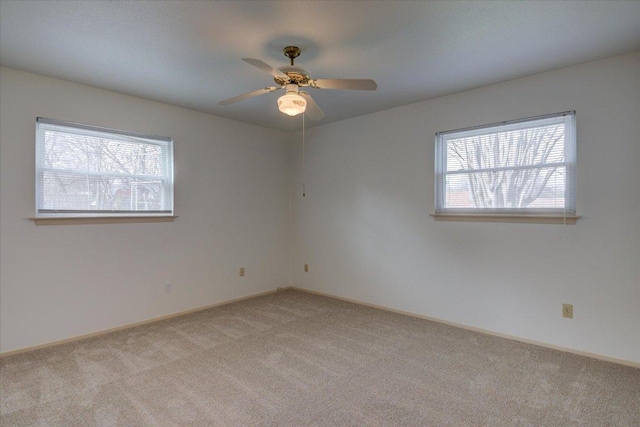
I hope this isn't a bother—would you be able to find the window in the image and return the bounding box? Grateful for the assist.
[435,111,576,217]
[36,118,174,217]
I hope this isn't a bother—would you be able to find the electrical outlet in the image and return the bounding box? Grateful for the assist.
[304,264,309,273]
[164,282,172,293]
[562,303,573,318]
[239,267,245,277]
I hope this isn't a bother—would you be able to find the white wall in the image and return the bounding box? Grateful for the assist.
[2,53,639,363]
[291,52,640,363]
[0,67,291,353]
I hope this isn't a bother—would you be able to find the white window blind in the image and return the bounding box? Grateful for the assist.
[35,118,174,217]
[435,111,576,215]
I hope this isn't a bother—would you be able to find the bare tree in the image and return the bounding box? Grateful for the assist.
[447,123,565,209]
[42,131,164,211]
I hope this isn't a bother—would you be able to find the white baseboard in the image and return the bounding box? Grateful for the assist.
[0,287,290,358]
[4,285,637,369]
[291,287,640,369]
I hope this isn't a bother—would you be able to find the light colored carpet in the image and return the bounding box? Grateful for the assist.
[1,289,638,426]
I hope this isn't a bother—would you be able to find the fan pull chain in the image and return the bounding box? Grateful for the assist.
[302,112,306,197]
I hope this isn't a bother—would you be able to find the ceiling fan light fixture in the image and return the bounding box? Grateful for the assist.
[277,92,307,116]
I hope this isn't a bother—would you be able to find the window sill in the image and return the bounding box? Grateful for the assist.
[430,214,580,224]
[29,216,178,226]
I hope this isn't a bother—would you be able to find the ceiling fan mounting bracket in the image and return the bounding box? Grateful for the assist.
[283,46,301,65]
[274,46,309,86]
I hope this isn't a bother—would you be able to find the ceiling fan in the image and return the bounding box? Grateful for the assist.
[218,46,377,120]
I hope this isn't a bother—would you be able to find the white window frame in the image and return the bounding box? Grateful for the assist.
[434,111,576,218]
[35,118,174,219]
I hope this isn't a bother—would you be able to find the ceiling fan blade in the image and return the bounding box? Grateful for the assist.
[311,78,377,91]
[218,86,280,106]
[300,92,325,120]
[242,58,290,80]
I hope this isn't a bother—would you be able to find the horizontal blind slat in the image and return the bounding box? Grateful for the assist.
[435,111,576,214]
[36,118,174,217]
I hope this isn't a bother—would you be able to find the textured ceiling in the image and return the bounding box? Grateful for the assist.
[1,1,639,131]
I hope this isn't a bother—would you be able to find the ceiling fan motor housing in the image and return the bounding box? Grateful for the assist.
[274,66,311,87]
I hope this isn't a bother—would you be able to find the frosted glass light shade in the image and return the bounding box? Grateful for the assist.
[277,93,307,116]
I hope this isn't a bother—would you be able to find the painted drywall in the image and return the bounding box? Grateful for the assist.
[291,52,640,363]
[2,53,639,362]
[0,67,291,353]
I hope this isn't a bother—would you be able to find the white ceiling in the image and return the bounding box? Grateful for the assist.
[1,1,639,131]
